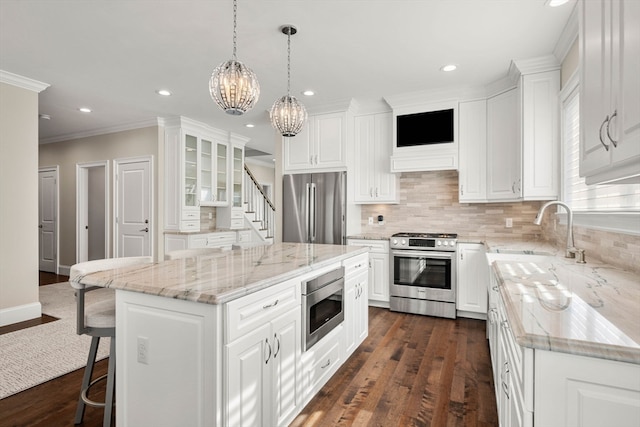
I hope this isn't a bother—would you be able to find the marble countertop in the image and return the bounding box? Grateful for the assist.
[347,234,390,241]
[163,228,242,235]
[490,254,640,364]
[76,243,367,305]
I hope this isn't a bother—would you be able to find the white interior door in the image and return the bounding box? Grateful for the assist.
[115,157,152,258]
[38,168,58,273]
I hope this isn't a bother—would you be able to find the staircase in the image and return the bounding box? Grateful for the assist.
[242,164,275,245]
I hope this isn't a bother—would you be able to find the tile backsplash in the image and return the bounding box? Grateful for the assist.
[360,170,640,273]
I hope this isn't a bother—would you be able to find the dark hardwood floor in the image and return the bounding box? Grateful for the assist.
[39,271,70,286]
[290,307,497,427]
[0,295,496,427]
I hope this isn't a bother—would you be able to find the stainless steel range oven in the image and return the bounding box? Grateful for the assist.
[389,233,457,319]
[302,266,345,350]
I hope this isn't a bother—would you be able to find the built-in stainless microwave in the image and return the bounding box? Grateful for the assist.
[302,267,345,351]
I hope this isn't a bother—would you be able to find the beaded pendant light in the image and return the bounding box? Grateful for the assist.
[209,0,260,115]
[270,25,307,137]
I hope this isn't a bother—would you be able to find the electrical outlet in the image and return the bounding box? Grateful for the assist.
[137,336,149,365]
[368,217,374,225]
[505,218,513,228]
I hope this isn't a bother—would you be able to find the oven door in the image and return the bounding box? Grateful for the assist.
[303,278,344,351]
[391,249,456,303]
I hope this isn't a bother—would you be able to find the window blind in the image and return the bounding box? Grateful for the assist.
[562,89,640,212]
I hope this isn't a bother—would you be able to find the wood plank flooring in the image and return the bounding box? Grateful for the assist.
[0,302,496,427]
[290,307,497,427]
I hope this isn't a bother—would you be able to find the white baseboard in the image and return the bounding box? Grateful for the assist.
[457,310,487,320]
[58,265,71,276]
[367,300,390,309]
[0,302,42,327]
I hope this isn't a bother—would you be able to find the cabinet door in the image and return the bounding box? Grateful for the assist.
[458,100,488,202]
[271,308,301,427]
[369,252,390,303]
[372,113,398,203]
[355,273,369,346]
[215,141,229,205]
[457,243,488,314]
[231,146,243,208]
[343,275,358,356]
[283,124,313,171]
[314,113,345,168]
[354,115,376,202]
[487,88,521,201]
[226,324,270,427]
[200,138,214,205]
[580,0,614,176]
[184,133,199,208]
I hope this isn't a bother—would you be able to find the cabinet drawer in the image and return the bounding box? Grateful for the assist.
[225,278,300,343]
[342,253,368,278]
[347,239,389,253]
[182,210,200,220]
[230,218,244,229]
[230,208,244,219]
[302,326,343,399]
[180,220,200,232]
[207,232,235,248]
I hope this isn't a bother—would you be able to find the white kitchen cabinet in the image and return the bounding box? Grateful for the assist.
[458,100,488,202]
[283,112,346,172]
[456,243,488,316]
[225,278,301,427]
[347,239,390,306]
[343,253,369,356]
[535,350,640,427]
[354,113,399,203]
[164,117,231,232]
[519,69,560,200]
[217,135,248,229]
[580,0,640,185]
[487,88,522,201]
[164,231,236,253]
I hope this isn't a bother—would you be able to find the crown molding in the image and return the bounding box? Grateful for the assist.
[0,70,49,93]
[554,1,579,63]
[39,118,159,144]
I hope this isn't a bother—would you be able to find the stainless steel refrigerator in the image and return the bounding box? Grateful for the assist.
[282,172,346,245]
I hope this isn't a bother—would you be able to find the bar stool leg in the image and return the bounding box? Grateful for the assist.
[75,336,100,424]
[103,337,116,427]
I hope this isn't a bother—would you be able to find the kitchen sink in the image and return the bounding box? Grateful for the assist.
[490,249,553,256]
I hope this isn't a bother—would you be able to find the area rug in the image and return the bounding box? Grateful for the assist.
[0,282,111,399]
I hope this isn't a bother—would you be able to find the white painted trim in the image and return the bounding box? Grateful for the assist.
[245,157,275,169]
[38,166,60,274]
[553,1,579,63]
[59,265,72,276]
[0,302,42,327]
[0,70,50,92]
[39,119,159,144]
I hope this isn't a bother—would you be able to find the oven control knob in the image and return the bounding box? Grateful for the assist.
[401,239,406,246]
[437,240,442,246]
[443,241,449,246]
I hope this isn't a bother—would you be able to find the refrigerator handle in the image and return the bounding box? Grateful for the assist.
[305,183,311,242]
[310,183,317,242]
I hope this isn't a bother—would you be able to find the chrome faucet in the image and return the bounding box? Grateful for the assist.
[534,201,586,263]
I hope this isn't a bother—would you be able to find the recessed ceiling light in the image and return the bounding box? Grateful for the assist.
[302,90,315,96]
[156,89,172,96]
[79,107,92,113]
[441,64,457,72]
[546,0,569,7]
[245,123,255,128]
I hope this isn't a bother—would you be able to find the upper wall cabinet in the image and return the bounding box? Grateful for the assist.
[459,58,560,203]
[164,117,230,232]
[579,0,640,185]
[283,111,347,173]
[217,134,248,230]
[353,112,399,204]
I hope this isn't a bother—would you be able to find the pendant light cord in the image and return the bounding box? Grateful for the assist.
[232,0,237,60]
[287,30,291,96]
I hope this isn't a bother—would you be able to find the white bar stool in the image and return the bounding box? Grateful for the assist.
[70,256,153,427]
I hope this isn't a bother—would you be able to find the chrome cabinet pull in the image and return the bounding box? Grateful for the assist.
[599,117,610,151]
[460,185,464,196]
[264,338,272,364]
[606,110,618,147]
[273,333,280,358]
[263,299,279,309]
[320,359,331,369]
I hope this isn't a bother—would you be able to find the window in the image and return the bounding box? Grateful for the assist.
[560,75,640,233]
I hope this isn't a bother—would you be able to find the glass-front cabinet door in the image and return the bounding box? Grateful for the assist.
[232,146,243,207]
[216,143,228,204]
[184,134,198,208]
[200,138,229,207]
[200,139,213,204]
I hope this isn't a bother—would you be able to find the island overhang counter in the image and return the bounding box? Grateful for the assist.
[75,243,370,427]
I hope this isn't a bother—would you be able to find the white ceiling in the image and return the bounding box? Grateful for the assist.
[0,0,575,162]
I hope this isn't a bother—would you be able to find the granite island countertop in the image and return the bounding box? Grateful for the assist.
[490,253,640,364]
[75,243,367,305]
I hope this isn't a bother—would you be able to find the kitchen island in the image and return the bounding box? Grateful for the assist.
[76,243,369,427]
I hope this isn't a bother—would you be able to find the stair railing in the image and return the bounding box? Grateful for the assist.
[244,164,275,241]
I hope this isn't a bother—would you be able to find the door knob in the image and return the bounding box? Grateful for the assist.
[139,227,149,232]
